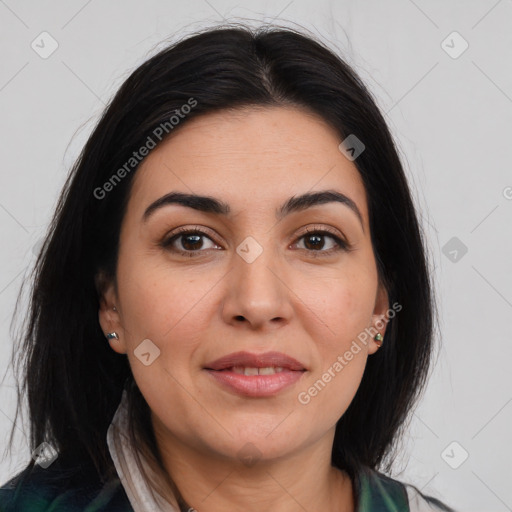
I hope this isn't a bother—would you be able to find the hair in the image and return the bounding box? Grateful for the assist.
[5,22,437,506]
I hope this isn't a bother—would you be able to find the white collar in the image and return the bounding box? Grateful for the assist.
[106,388,181,512]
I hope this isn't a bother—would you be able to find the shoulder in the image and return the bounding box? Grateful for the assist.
[0,454,133,512]
[357,466,457,512]
[403,482,457,512]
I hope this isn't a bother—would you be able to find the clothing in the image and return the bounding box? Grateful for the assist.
[0,389,456,511]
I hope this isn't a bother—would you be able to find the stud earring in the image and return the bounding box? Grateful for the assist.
[374,332,383,347]
[106,332,119,340]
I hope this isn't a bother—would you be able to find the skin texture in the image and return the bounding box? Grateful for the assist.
[98,106,389,512]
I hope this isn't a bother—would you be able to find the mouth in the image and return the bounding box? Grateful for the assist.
[204,350,307,372]
[203,351,307,397]
[221,366,289,375]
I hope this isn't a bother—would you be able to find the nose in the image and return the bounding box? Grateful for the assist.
[221,242,293,331]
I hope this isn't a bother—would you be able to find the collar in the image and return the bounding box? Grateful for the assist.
[106,389,181,512]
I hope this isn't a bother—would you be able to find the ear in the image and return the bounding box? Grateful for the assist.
[368,280,390,355]
[95,270,127,354]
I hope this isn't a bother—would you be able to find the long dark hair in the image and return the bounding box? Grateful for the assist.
[6,22,437,495]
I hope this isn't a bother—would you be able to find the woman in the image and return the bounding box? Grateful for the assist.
[0,24,456,511]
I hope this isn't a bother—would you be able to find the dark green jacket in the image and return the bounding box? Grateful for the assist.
[0,456,455,511]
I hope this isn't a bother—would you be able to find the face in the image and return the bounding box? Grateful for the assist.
[98,106,389,466]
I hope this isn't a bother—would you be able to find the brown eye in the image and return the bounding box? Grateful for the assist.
[162,229,221,256]
[302,233,328,250]
[180,233,205,251]
[294,229,350,255]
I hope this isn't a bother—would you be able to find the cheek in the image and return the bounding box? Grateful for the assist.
[295,284,373,427]
[290,264,376,419]
[115,253,218,404]
[325,287,373,334]
[299,349,367,403]
[116,258,210,431]
[116,249,218,342]
[293,265,377,351]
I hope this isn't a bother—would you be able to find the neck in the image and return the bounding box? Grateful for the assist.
[152,423,355,512]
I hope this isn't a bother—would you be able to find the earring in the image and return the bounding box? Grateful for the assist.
[106,332,119,340]
[374,332,383,347]
[113,306,117,311]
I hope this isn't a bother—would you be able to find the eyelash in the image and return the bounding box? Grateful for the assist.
[160,225,351,258]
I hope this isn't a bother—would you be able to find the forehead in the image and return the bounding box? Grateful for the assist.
[127,106,368,224]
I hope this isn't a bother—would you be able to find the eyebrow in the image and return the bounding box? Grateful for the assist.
[142,189,364,230]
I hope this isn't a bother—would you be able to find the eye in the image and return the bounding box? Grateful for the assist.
[293,227,350,255]
[161,227,221,257]
[160,225,351,258]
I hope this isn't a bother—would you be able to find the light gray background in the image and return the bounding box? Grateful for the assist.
[1,1,511,511]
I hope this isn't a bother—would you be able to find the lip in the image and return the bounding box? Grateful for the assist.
[203,351,307,398]
[204,368,306,397]
[204,351,307,371]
